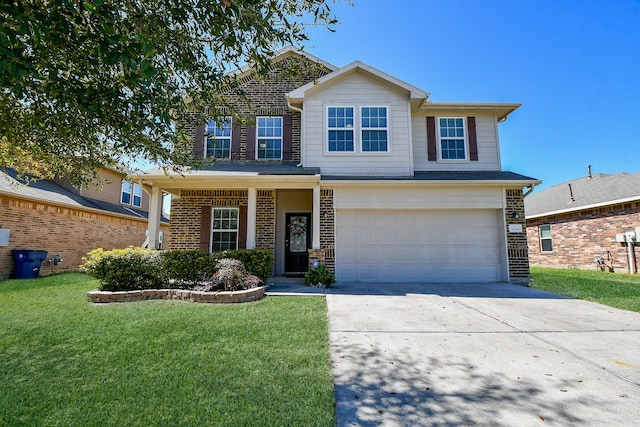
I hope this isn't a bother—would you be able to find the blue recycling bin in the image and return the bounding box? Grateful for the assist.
[12,250,48,279]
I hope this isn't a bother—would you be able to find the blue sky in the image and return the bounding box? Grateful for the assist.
[304,0,640,192]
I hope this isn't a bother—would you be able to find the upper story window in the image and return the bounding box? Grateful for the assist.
[361,107,388,152]
[206,117,232,159]
[539,224,553,252]
[257,116,282,159]
[438,117,467,160]
[327,106,389,153]
[327,107,355,152]
[121,181,142,208]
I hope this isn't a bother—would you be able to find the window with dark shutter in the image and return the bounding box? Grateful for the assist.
[246,120,256,160]
[426,116,437,161]
[467,116,478,161]
[238,206,247,249]
[283,113,292,160]
[199,206,211,251]
[194,123,206,158]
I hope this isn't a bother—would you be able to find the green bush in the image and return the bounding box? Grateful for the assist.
[305,265,335,288]
[81,248,163,291]
[161,250,216,287]
[219,249,273,283]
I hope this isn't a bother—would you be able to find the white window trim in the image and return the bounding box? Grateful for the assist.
[539,224,553,253]
[210,207,239,252]
[325,105,392,156]
[437,116,469,163]
[205,117,232,160]
[256,116,283,160]
[121,180,142,208]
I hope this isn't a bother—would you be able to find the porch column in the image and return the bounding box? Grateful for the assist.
[246,187,257,249]
[312,185,321,249]
[147,186,162,250]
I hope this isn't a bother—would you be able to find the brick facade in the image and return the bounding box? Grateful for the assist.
[183,54,331,164]
[319,189,335,272]
[505,189,530,281]
[527,202,640,273]
[256,190,276,250]
[0,194,168,280]
[168,190,249,250]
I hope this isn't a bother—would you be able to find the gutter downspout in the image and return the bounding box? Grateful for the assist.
[287,98,304,167]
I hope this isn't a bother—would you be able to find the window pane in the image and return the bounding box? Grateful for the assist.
[541,239,553,252]
[540,225,551,238]
[257,117,282,159]
[328,130,354,152]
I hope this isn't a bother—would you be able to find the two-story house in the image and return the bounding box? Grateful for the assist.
[137,47,539,283]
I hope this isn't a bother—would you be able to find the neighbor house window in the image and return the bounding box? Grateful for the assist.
[539,224,553,252]
[206,117,232,159]
[327,107,354,152]
[257,116,282,159]
[211,208,238,251]
[361,107,388,152]
[438,117,467,160]
[121,181,142,207]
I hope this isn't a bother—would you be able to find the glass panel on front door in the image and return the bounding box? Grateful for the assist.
[285,213,311,273]
[289,215,308,252]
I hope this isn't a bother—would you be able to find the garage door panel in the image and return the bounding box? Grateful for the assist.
[336,210,503,282]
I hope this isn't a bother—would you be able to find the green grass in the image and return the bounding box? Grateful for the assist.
[530,266,640,312]
[0,273,335,426]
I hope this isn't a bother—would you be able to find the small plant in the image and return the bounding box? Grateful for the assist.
[305,265,335,288]
[219,249,273,283]
[211,258,261,292]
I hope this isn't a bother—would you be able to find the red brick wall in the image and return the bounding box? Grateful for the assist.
[526,202,640,273]
[0,195,169,280]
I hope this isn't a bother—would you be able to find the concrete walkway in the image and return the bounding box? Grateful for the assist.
[268,281,640,426]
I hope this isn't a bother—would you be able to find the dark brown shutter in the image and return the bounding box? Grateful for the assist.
[282,113,292,160]
[231,120,241,160]
[426,116,437,161]
[199,206,211,251]
[245,118,256,160]
[194,123,206,158]
[237,205,247,249]
[467,116,478,161]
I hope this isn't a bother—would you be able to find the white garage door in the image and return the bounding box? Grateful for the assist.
[335,210,503,282]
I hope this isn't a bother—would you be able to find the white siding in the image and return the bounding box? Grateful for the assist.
[412,114,501,171]
[302,73,413,176]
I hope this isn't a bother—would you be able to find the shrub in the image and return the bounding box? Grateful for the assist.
[305,265,335,288]
[211,258,261,292]
[81,248,163,291]
[218,249,273,284]
[161,250,216,288]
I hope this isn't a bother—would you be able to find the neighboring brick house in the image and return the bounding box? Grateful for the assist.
[137,47,539,283]
[0,167,169,279]
[526,171,640,274]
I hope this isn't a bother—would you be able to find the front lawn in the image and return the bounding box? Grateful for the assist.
[0,273,335,426]
[530,266,640,312]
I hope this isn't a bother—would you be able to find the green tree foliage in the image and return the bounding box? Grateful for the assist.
[0,0,338,186]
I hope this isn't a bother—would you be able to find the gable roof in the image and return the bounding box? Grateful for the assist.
[287,60,430,111]
[0,169,168,222]
[525,172,640,219]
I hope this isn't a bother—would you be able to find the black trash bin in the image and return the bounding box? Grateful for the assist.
[12,250,48,279]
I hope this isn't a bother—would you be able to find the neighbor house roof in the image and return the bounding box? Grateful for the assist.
[0,168,168,222]
[525,172,640,219]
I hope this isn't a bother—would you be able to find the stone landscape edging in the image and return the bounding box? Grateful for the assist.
[88,286,265,304]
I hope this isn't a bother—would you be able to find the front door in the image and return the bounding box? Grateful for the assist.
[285,213,311,273]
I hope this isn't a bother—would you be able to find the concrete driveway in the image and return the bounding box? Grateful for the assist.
[320,282,640,426]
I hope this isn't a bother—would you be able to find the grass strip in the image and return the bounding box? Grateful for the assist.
[0,273,335,426]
